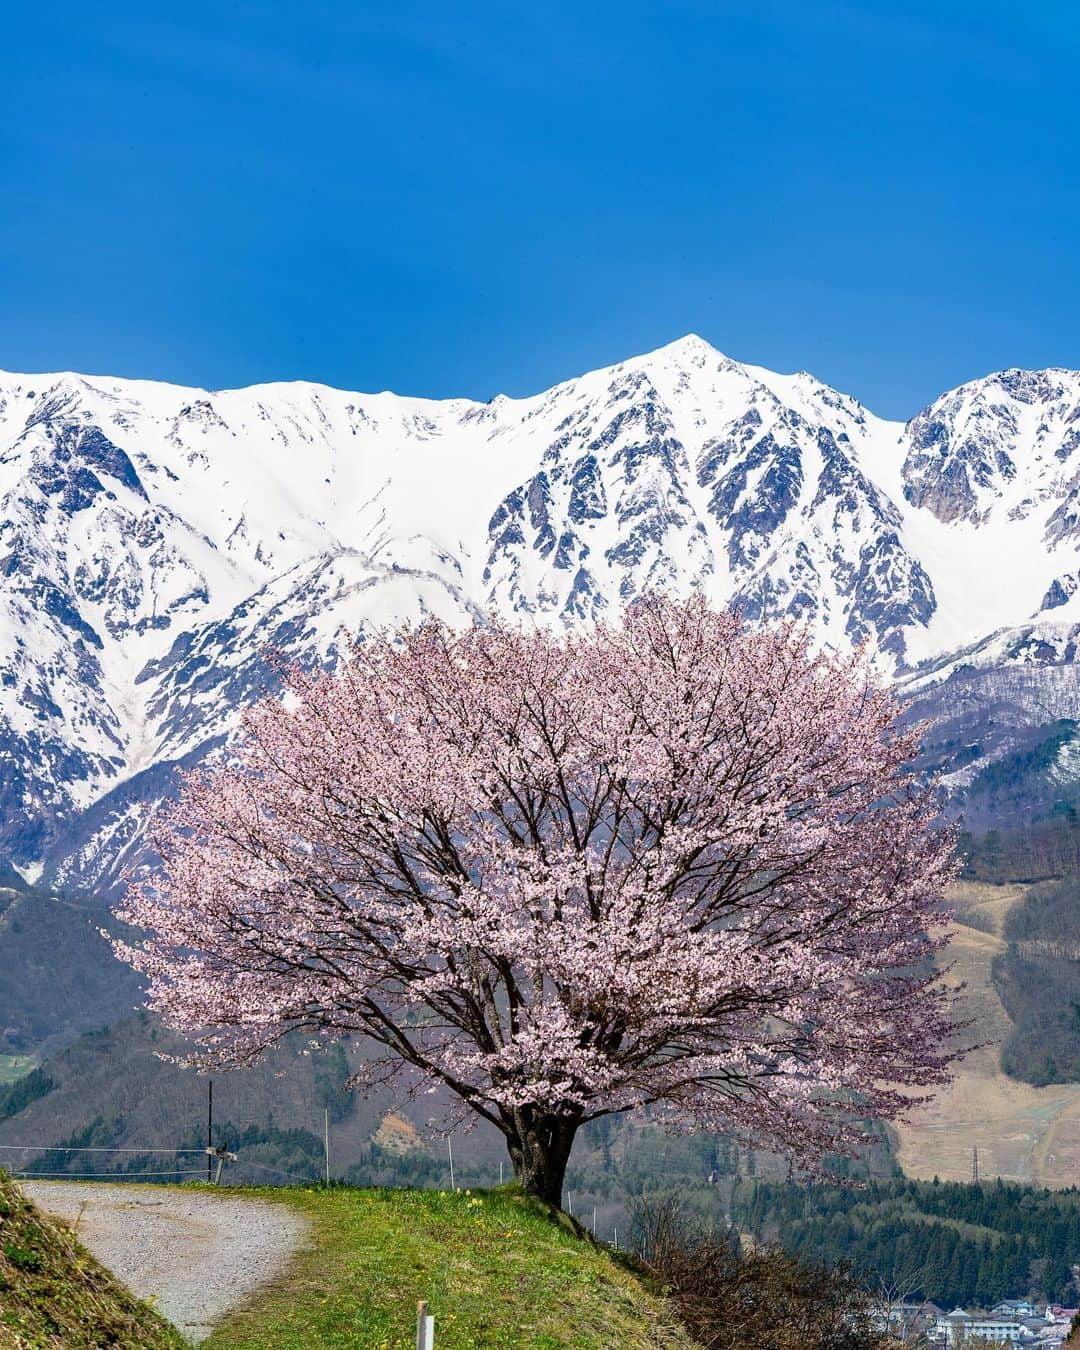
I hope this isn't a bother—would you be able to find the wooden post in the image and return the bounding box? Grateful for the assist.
[416,1299,434,1350]
[206,1145,237,1184]
[324,1107,330,1184]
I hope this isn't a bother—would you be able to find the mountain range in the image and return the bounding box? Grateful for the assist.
[2,333,1080,895]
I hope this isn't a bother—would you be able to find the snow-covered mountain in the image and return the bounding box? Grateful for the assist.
[3,334,1080,892]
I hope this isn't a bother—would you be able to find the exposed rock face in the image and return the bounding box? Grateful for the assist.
[2,337,1080,890]
[1042,574,1080,612]
[902,368,1080,527]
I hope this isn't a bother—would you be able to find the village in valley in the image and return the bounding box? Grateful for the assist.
[880,1299,1079,1346]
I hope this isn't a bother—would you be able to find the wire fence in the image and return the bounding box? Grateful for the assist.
[0,1121,477,1191]
[0,1138,626,1249]
[14,1168,209,1179]
[0,1145,208,1154]
[0,1141,325,1186]
[0,1127,604,1228]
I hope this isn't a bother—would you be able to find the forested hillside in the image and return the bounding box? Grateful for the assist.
[961,814,1080,884]
[0,886,141,1059]
[992,875,1080,1085]
[740,1178,1080,1309]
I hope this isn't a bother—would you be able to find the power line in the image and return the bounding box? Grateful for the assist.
[13,1169,207,1179]
[0,1145,208,1154]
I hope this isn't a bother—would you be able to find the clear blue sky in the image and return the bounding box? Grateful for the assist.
[2,1,1078,417]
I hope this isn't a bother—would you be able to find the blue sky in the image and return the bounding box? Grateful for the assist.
[2,1,1078,416]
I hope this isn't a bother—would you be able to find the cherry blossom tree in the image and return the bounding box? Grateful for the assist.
[116,597,959,1207]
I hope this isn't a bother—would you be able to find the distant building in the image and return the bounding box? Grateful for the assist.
[871,1298,943,1339]
[934,1307,1036,1344]
[992,1300,1038,1319]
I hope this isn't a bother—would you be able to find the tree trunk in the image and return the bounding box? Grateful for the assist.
[504,1110,579,1209]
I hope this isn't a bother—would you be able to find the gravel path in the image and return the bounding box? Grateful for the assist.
[23,1181,310,1343]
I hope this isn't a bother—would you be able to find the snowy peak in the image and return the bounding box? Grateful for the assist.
[1,342,1080,890]
[902,367,1080,529]
[478,341,922,659]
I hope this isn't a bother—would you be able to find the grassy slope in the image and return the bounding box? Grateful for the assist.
[0,1171,183,1349]
[207,1186,695,1350]
[0,1059,38,1089]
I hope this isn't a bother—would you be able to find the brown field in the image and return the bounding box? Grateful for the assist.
[894,881,1080,1188]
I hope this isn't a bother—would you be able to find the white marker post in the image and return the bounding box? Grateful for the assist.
[416,1299,435,1350]
[205,1145,238,1185]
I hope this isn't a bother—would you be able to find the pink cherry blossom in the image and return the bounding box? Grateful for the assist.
[115,596,960,1206]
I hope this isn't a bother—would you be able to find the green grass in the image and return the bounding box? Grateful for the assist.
[207,1185,695,1350]
[0,1055,38,1087]
[0,1170,184,1349]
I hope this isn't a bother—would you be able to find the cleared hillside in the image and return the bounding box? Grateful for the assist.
[894,881,1080,1185]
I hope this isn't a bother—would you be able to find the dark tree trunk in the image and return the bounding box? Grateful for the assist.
[504,1109,580,1209]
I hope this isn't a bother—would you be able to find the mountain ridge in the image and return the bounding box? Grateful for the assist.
[2,334,1080,891]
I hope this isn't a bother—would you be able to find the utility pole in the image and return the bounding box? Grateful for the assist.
[207,1080,213,1184]
[447,1136,455,1191]
[324,1107,331,1184]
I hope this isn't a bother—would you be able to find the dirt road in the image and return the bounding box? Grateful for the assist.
[23,1181,309,1343]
